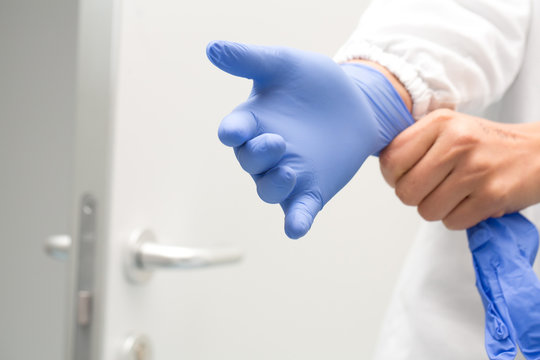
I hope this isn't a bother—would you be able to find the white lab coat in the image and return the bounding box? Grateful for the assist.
[335,0,540,359]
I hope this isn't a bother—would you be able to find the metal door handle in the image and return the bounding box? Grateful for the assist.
[125,229,243,284]
[44,235,71,261]
[138,242,243,269]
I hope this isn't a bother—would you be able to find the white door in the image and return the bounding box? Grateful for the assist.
[7,0,420,359]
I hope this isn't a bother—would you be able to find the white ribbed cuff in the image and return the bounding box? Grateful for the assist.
[334,40,433,120]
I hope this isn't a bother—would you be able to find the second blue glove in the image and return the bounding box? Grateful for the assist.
[468,213,540,359]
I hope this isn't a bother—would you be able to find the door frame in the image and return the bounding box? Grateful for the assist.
[67,0,119,359]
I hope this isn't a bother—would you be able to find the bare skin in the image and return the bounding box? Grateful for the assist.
[379,109,540,229]
[348,60,540,230]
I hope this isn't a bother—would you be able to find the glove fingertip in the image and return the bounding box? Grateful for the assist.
[206,40,236,68]
[206,40,225,67]
[218,112,258,147]
[284,211,313,240]
[217,126,245,147]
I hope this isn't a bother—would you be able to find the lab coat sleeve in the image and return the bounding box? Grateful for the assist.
[334,0,532,119]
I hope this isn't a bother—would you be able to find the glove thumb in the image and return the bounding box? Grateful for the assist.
[206,40,285,83]
[282,192,323,239]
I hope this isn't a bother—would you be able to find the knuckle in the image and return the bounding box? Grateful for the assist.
[442,120,481,150]
[465,153,491,175]
[395,184,419,206]
[483,180,508,205]
[449,122,478,146]
[430,108,455,123]
[442,217,466,231]
[481,195,507,220]
[278,166,296,183]
[417,203,440,221]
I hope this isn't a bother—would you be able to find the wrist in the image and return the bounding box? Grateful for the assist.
[346,59,413,113]
[339,62,415,151]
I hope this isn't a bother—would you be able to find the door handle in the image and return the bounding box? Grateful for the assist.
[125,229,243,284]
[44,230,243,285]
[44,234,71,261]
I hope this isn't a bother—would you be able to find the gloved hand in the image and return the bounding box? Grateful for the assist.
[207,40,413,238]
[467,213,540,360]
[207,40,540,359]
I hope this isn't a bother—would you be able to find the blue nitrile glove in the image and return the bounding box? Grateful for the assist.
[206,41,413,239]
[467,213,540,360]
[207,40,540,359]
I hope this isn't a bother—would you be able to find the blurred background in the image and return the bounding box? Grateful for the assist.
[0,0,420,359]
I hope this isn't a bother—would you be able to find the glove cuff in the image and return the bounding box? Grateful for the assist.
[340,63,415,154]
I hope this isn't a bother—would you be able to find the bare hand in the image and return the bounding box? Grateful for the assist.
[379,109,540,229]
